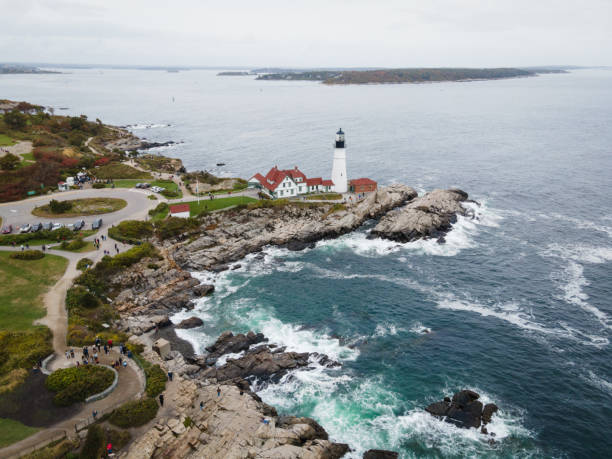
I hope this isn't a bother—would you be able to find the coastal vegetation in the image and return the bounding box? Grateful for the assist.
[0,227,93,246]
[135,154,183,173]
[77,257,93,271]
[9,250,45,260]
[178,196,257,216]
[31,197,127,217]
[305,193,342,200]
[59,238,94,252]
[0,418,40,448]
[148,202,169,222]
[256,67,565,85]
[109,397,159,428]
[45,366,114,406]
[108,220,154,244]
[155,216,200,240]
[144,364,167,397]
[91,162,151,179]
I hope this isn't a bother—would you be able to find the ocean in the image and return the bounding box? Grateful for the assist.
[2,68,611,457]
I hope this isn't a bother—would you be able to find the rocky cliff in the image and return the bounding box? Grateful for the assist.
[172,184,417,271]
[371,188,473,243]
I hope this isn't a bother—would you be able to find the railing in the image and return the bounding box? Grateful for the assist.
[13,430,67,459]
[85,365,118,403]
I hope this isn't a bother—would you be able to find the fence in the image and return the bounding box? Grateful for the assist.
[13,430,67,459]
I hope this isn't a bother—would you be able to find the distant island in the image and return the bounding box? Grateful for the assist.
[255,67,568,85]
[217,71,251,76]
[0,64,59,75]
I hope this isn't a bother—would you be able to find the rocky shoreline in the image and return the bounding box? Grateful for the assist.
[110,184,482,457]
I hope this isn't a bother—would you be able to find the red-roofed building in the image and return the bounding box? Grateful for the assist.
[169,203,190,218]
[248,166,334,198]
[349,178,377,193]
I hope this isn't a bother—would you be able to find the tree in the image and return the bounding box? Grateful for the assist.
[3,109,27,130]
[0,153,20,170]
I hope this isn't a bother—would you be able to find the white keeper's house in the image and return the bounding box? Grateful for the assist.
[248,166,334,199]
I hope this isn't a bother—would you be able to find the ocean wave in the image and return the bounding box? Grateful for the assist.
[542,243,612,264]
[257,372,535,458]
[373,322,406,337]
[409,322,432,335]
[582,370,612,397]
[551,261,611,330]
[547,213,612,238]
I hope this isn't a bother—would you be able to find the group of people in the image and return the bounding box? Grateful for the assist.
[63,337,135,369]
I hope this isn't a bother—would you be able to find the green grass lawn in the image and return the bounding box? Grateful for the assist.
[93,163,151,180]
[31,198,127,218]
[0,251,68,331]
[177,196,256,216]
[57,241,95,253]
[0,418,40,448]
[0,229,97,247]
[20,152,35,161]
[305,193,343,200]
[0,134,16,147]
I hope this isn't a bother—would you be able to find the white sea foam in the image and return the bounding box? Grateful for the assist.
[542,243,612,264]
[548,213,612,238]
[551,261,611,329]
[215,351,245,367]
[373,322,405,337]
[409,322,432,335]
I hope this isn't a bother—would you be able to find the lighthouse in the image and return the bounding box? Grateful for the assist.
[331,128,348,193]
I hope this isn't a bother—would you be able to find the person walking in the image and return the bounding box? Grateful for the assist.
[199,401,204,411]
[92,410,98,420]
[70,349,75,358]
[159,394,164,406]
[167,371,173,381]
[217,387,221,397]
[20,244,24,251]
[103,344,108,354]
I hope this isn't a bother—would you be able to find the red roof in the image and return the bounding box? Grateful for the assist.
[306,177,322,186]
[350,178,377,186]
[251,166,334,192]
[169,204,190,214]
[321,180,334,186]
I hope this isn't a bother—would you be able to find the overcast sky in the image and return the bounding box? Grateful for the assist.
[1,0,610,67]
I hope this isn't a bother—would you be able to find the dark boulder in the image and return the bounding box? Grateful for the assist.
[204,331,266,359]
[210,264,229,273]
[176,316,204,329]
[425,390,497,430]
[193,284,214,296]
[285,240,316,251]
[363,450,399,459]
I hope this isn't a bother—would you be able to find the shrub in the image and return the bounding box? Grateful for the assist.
[0,328,53,377]
[10,250,44,260]
[76,257,93,271]
[148,194,158,200]
[45,365,115,406]
[60,237,86,251]
[147,263,159,270]
[184,416,193,428]
[92,182,105,189]
[80,425,104,459]
[148,202,168,217]
[48,199,73,214]
[155,216,199,240]
[109,397,159,428]
[160,188,179,198]
[108,220,153,244]
[145,364,166,397]
[66,286,101,310]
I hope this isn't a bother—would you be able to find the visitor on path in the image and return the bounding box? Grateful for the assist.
[103,344,108,354]
[70,349,75,358]
[108,339,113,349]
[20,244,24,251]
[199,401,204,411]
[159,394,164,406]
[42,244,46,252]
[92,410,98,420]
[107,443,112,455]
[83,346,89,357]
[217,387,221,397]
[25,243,29,249]
[122,360,127,368]
[76,361,80,367]
[167,371,173,381]
[65,350,70,359]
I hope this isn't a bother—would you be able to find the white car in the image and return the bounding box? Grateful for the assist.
[151,186,166,193]
[19,224,31,233]
[52,223,64,231]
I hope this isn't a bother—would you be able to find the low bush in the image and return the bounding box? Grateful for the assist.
[145,364,166,398]
[22,438,79,459]
[48,199,73,214]
[66,286,101,310]
[109,397,159,428]
[0,328,53,377]
[60,237,86,251]
[148,202,168,217]
[76,257,93,271]
[0,368,28,395]
[80,425,104,459]
[0,227,75,245]
[148,194,158,200]
[108,220,153,244]
[45,365,114,406]
[160,188,179,198]
[10,250,44,260]
[155,216,199,240]
[92,182,105,189]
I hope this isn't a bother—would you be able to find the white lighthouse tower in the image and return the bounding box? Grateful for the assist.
[331,128,348,193]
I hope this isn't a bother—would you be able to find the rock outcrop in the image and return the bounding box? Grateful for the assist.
[363,450,399,459]
[121,379,349,459]
[176,317,204,329]
[172,185,417,270]
[425,390,498,430]
[371,189,472,243]
[197,332,339,385]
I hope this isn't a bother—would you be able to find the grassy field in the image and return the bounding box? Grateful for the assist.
[0,251,68,331]
[177,196,256,216]
[20,152,35,161]
[93,163,152,180]
[0,418,40,448]
[0,229,97,247]
[58,241,95,253]
[32,198,127,218]
[0,134,16,147]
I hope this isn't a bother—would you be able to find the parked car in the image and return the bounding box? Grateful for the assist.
[19,224,31,233]
[151,186,166,193]
[73,220,85,231]
[92,218,103,230]
[42,222,52,231]
[31,222,42,232]
[52,223,64,231]
[1,225,12,234]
